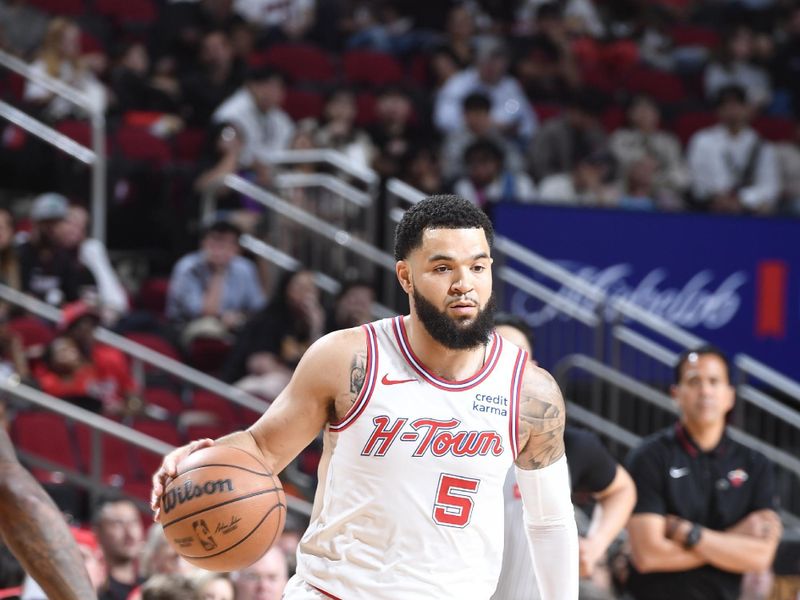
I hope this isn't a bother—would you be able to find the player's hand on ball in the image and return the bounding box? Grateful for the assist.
[151,438,215,520]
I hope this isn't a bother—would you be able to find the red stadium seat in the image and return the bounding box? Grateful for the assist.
[283,88,325,121]
[94,0,157,25]
[8,316,55,357]
[115,125,173,167]
[753,116,797,142]
[673,111,717,146]
[123,332,180,362]
[343,50,404,87]
[173,127,207,163]
[355,92,377,126]
[135,277,170,317]
[191,390,239,425]
[56,120,92,147]
[27,0,85,16]
[622,66,688,105]
[143,388,184,415]
[74,424,138,484]
[11,411,79,482]
[669,25,720,49]
[532,103,562,123]
[186,423,232,442]
[252,43,337,84]
[133,420,181,479]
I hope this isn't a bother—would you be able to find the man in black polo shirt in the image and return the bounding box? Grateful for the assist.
[625,345,782,600]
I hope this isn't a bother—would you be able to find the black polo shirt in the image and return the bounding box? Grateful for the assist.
[625,423,777,600]
[565,426,618,495]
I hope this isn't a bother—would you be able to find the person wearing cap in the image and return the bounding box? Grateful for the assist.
[625,346,782,600]
[434,36,538,145]
[17,193,95,306]
[166,217,266,349]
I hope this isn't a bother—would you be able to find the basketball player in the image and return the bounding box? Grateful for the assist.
[152,195,578,599]
[0,426,96,599]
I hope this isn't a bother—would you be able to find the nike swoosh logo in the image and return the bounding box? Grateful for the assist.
[381,374,417,386]
[669,467,690,478]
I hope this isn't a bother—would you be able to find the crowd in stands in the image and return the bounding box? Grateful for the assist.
[0,1,797,599]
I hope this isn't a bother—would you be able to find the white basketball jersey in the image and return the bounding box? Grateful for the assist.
[296,316,528,600]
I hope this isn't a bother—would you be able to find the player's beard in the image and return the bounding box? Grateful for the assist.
[413,288,496,350]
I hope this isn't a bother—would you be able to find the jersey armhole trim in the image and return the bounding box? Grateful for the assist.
[509,348,527,460]
[309,582,342,599]
[329,323,379,432]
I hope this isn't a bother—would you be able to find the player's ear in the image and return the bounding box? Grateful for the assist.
[396,260,412,294]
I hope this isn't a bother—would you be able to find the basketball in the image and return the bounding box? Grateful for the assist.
[158,445,286,572]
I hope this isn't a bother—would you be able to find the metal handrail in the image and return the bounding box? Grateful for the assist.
[224,174,396,270]
[0,49,107,242]
[275,172,372,208]
[0,283,269,414]
[735,355,800,408]
[0,100,96,163]
[612,325,679,367]
[737,385,800,429]
[566,401,642,448]
[555,354,800,477]
[2,376,314,517]
[262,149,378,186]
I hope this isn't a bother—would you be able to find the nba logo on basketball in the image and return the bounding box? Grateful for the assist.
[727,469,749,487]
[192,519,218,551]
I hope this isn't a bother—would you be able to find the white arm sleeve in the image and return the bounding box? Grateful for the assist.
[515,455,579,600]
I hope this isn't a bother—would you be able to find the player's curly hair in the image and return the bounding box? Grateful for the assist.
[394,195,494,261]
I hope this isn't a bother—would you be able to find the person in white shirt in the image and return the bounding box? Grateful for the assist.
[434,37,538,146]
[212,66,295,170]
[233,0,315,40]
[687,84,779,213]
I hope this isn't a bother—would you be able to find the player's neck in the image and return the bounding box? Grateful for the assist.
[682,418,726,451]
[403,316,487,381]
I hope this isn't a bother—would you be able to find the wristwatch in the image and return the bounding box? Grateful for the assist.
[683,523,703,549]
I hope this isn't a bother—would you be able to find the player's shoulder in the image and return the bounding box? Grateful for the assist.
[302,325,371,368]
[519,362,562,401]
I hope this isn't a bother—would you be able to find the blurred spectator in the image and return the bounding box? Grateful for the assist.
[538,150,621,206]
[93,496,145,600]
[314,87,375,170]
[234,0,316,42]
[344,0,432,55]
[232,546,288,600]
[705,25,771,110]
[166,217,266,348]
[771,4,800,115]
[58,300,141,415]
[441,91,524,181]
[775,121,800,216]
[191,573,235,600]
[23,18,108,121]
[687,85,779,213]
[180,30,245,126]
[367,86,424,178]
[625,346,782,600]
[17,193,95,306]
[401,144,444,196]
[428,46,461,90]
[212,66,294,174]
[443,4,477,68]
[221,269,325,398]
[0,0,48,59]
[141,574,199,600]
[434,37,538,146]
[513,2,580,103]
[619,155,683,211]
[109,41,181,116]
[609,95,689,198]
[56,205,130,325]
[452,138,537,208]
[325,279,374,332]
[0,208,21,290]
[138,525,193,580]
[517,0,606,38]
[529,89,607,181]
[35,335,99,409]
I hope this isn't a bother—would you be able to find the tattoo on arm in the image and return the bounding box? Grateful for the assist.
[349,350,368,407]
[515,367,566,470]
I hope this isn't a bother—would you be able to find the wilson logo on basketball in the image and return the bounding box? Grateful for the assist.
[361,416,504,458]
[162,479,234,515]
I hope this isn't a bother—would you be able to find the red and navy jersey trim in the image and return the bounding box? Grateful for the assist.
[509,348,527,460]
[309,583,341,599]
[392,316,502,391]
[329,323,379,432]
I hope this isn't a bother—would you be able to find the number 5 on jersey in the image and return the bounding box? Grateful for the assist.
[433,474,481,528]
